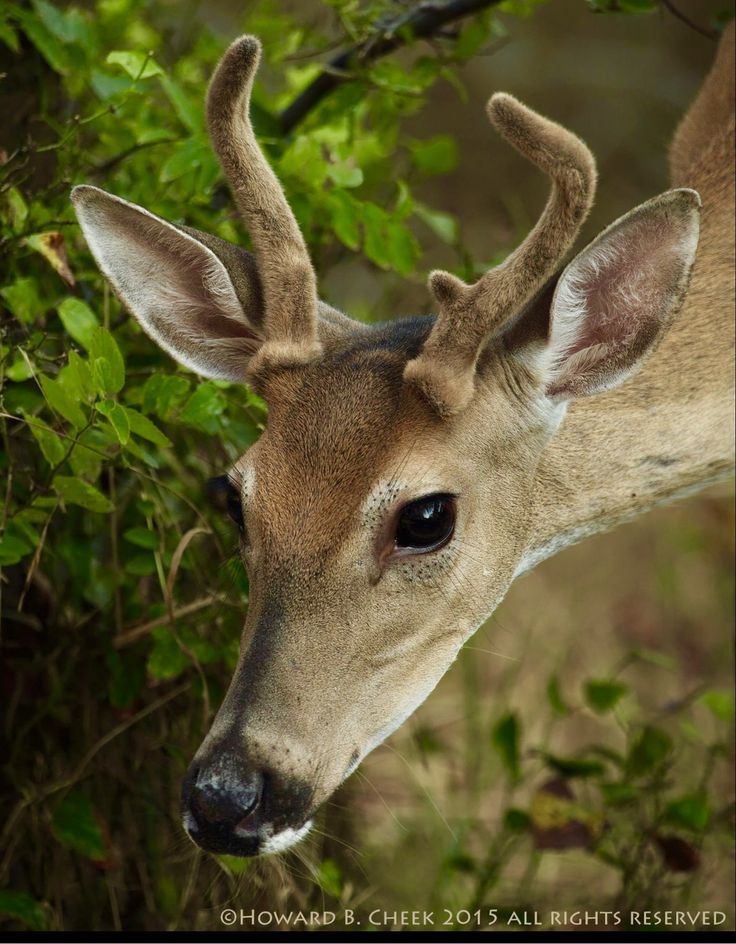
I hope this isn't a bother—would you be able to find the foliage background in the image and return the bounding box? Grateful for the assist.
[0,0,734,933]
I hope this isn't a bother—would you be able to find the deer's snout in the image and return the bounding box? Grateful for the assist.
[181,745,315,856]
[182,751,264,856]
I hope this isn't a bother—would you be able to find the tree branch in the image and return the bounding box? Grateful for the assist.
[278,0,504,134]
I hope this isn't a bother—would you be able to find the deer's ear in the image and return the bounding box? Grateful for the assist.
[71,185,264,382]
[541,188,700,400]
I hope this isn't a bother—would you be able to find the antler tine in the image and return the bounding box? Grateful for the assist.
[404,93,597,416]
[206,36,321,362]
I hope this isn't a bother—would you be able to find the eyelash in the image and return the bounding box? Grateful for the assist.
[207,476,245,535]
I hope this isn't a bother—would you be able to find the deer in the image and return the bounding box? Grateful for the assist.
[71,23,734,858]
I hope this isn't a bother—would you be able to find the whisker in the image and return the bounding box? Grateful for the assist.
[353,768,408,833]
[381,742,457,843]
[462,644,520,662]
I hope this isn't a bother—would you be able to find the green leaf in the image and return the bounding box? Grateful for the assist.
[159,74,201,133]
[123,407,171,447]
[328,190,361,250]
[147,627,189,680]
[394,180,415,219]
[88,327,125,394]
[327,164,363,188]
[664,793,710,832]
[14,7,70,73]
[25,412,66,467]
[106,49,163,79]
[415,204,458,244]
[178,383,226,433]
[217,854,251,876]
[31,0,94,47]
[51,791,106,860]
[626,726,673,777]
[53,475,113,513]
[546,674,570,716]
[5,353,34,382]
[544,753,606,779]
[491,712,520,782]
[386,222,420,276]
[5,187,28,232]
[316,858,343,898]
[24,232,74,285]
[1,277,43,323]
[0,16,20,54]
[39,374,86,430]
[599,781,638,805]
[631,647,677,670]
[362,203,390,268]
[160,139,209,183]
[68,439,102,481]
[0,531,33,566]
[57,297,99,349]
[58,350,95,401]
[279,136,328,187]
[123,526,160,550]
[69,427,108,475]
[0,890,47,932]
[141,374,190,417]
[90,67,132,100]
[125,552,156,576]
[584,678,628,714]
[698,689,734,722]
[96,400,129,444]
[443,849,476,874]
[504,807,531,832]
[455,12,494,60]
[409,135,458,175]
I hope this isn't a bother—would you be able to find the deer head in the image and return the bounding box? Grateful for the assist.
[72,36,700,856]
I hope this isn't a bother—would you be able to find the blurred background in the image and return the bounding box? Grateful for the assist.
[0,0,733,933]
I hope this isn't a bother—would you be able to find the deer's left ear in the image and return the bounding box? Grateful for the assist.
[540,188,700,400]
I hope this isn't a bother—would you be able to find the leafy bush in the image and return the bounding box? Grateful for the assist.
[0,0,733,933]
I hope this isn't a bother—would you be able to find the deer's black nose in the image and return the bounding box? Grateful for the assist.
[182,752,264,855]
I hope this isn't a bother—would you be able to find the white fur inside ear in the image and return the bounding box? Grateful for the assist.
[541,189,700,401]
[72,186,262,382]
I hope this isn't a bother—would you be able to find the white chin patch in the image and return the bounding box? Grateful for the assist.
[260,821,313,855]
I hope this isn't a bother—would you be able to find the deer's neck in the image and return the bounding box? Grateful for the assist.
[521,190,735,574]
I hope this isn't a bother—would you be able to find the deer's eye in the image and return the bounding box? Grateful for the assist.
[394,494,456,552]
[207,475,244,535]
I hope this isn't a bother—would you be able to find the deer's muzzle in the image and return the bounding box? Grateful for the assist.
[181,745,313,856]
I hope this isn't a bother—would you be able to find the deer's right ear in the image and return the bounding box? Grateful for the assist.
[71,185,264,382]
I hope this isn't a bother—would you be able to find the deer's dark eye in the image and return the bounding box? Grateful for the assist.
[394,494,456,552]
[207,475,244,535]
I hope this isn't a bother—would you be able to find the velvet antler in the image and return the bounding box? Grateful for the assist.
[404,93,597,415]
[206,36,322,366]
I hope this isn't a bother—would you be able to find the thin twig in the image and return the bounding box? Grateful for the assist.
[113,594,226,648]
[660,0,718,40]
[90,137,181,178]
[163,526,213,723]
